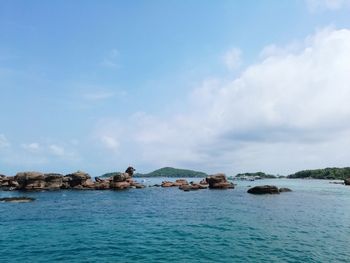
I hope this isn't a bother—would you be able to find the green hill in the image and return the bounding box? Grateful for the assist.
[235,172,277,179]
[288,167,350,179]
[134,167,208,178]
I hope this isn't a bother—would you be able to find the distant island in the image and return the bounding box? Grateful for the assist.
[133,167,208,178]
[234,172,278,179]
[288,167,350,180]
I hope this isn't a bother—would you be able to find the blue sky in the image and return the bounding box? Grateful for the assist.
[1,0,350,176]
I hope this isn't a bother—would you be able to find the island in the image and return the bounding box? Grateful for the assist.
[133,167,208,178]
[287,167,350,180]
[233,172,278,180]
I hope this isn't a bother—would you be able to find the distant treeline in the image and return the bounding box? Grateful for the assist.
[235,172,278,179]
[288,167,350,179]
[134,167,208,178]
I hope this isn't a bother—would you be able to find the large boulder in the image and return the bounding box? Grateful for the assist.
[65,171,91,187]
[344,178,350,185]
[15,172,46,190]
[112,173,131,182]
[125,166,136,176]
[44,173,64,190]
[0,176,19,190]
[206,174,234,189]
[247,185,280,194]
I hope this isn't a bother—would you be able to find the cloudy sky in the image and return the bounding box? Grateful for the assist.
[1,0,350,176]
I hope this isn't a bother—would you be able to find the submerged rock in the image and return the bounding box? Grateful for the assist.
[247,185,280,194]
[206,174,234,189]
[279,187,292,192]
[0,197,35,203]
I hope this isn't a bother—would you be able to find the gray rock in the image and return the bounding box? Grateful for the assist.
[247,185,280,194]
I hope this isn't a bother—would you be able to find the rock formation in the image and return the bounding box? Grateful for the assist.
[206,174,234,189]
[0,166,144,191]
[344,178,350,185]
[279,187,292,192]
[247,185,280,194]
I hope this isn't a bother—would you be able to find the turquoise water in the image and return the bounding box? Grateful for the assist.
[1,179,350,262]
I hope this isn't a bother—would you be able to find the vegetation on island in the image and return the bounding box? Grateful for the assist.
[134,167,208,178]
[235,172,277,179]
[288,167,350,180]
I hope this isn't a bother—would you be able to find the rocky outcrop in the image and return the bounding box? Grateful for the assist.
[279,187,292,192]
[247,185,280,194]
[44,174,64,190]
[344,178,350,185]
[206,174,234,189]
[65,171,91,188]
[161,179,189,187]
[0,176,19,190]
[15,172,46,190]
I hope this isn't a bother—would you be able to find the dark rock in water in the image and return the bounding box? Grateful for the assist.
[125,166,136,176]
[0,197,35,203]
[206,174,234,189]
[344,178,350,185]
[279,187,292,192]
[179,183,207,191]
[247,185,280,194]
[15,172,46,190]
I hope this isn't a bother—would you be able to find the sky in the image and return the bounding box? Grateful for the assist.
[1,0,350,176]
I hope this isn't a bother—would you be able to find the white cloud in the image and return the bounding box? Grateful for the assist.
[100,135,120,151]
[0,134,10,148]
[97,28,350,174]
[306,0,350,11]
[49,144,65,156]
[21,142,40,153]
[222,47,242,70]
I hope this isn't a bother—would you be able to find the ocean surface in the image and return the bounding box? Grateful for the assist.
[1,178,349,263]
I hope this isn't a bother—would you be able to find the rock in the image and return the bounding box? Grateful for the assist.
[199,178,208,185]
[0,197,35,203]
[179,183,207,191]
[112,173,131,182]
[44,173,64,189]
[125,166,136,176]
[174,179,189,186]
[15,172,46,190]
[247,185,280,194]
[94,181,110,190]
[82,179,95,189]
[344,178,350,185]
[0,176,19,189]
[206,174,234,189]
[65,171,91,187]
[279,187,292,192]
[161,181,175,187]
[110,181,130,190]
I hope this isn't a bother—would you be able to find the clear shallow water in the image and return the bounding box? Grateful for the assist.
[1,179,350,263]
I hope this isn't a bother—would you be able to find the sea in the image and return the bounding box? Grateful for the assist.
[0,178,349,263]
